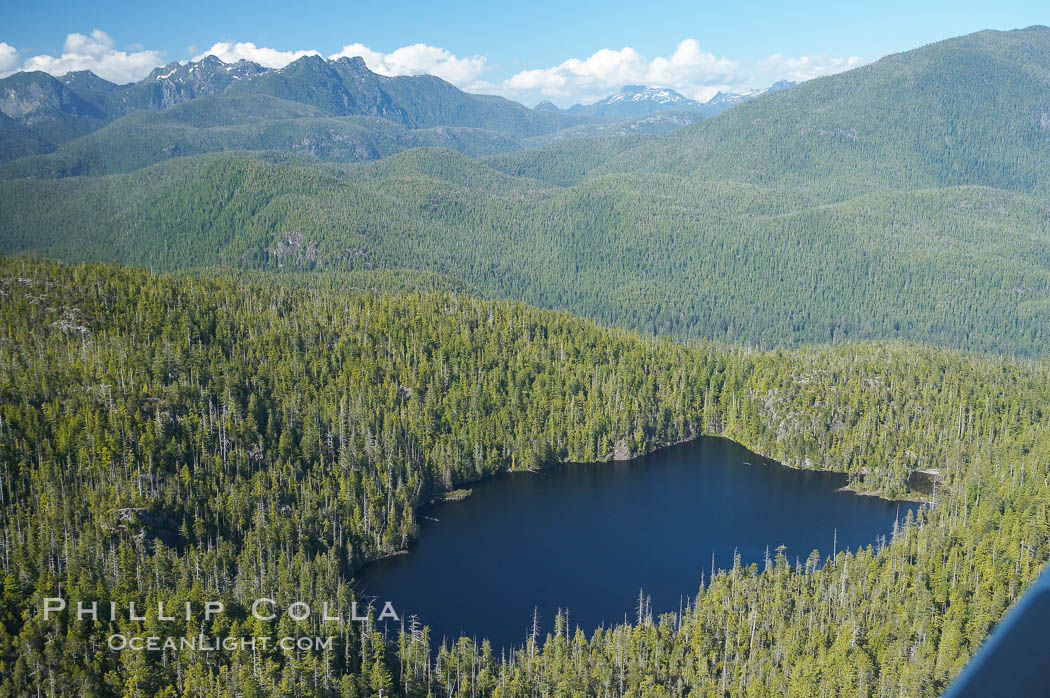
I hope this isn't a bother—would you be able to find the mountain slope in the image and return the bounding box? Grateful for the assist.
[523,108,707,144]
[0,71,109,143]
[3,146,1049,355]
[0,95,527,177]
[225,55,587,136]
[566,85,698,119]
[0,54,590,159]
[3,28,1050,356]
[558,81,797,124]
[594,27,1050,196]
[0,111,57,160]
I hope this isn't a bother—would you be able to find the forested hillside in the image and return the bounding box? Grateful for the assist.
[596,27,1050,195]
[0,95,532,177]
[2,255,1049,695]
[3,28,1050,356]
[3,144,1049,355]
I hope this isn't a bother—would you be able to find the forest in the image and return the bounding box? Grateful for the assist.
[4,28,1050,356]
[2,255,1048,696]
[3,149,1050,356]
[2,23,1050,698]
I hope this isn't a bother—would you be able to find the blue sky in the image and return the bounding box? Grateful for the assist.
[1,0,1047,106]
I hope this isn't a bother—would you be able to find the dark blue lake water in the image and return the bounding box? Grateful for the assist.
[355,437,919,652]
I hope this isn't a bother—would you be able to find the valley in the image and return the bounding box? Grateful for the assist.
[1,20,1049,697]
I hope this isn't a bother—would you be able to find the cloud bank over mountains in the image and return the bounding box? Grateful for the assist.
[473,39,867,105]
[189,41,321,69]
[327,43,489,86]
[2,30,164,85]
[0,29,872,106]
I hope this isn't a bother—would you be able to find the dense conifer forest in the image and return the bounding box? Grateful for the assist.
[4,28,1050,356]
[3,149,1049,356]
[2,256,1048,696]
[2,22,1050,698]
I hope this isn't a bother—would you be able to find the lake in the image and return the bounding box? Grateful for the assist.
[354,436,920,652]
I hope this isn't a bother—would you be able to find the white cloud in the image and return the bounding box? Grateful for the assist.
[13,30,163,83]
[487,40,742,105]
[0,31,873,109]
[757,53,870,84]
[0,42,19,75]
[192,41,320,69]
[191,40,488,86]
[648,40,740,90]
[481,40,873,108]
[330,43,487,86]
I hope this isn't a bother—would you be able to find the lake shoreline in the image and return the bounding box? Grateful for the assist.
[354,435,921,653]
[724,441,932,505]
[356,434,924,579]
[836,485,930,505]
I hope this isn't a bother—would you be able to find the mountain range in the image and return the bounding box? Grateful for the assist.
[538,80,796,121]
[2,26,1050,357]
[0,54,592,166]
[0,55,792,170]
[564,85,699,118]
